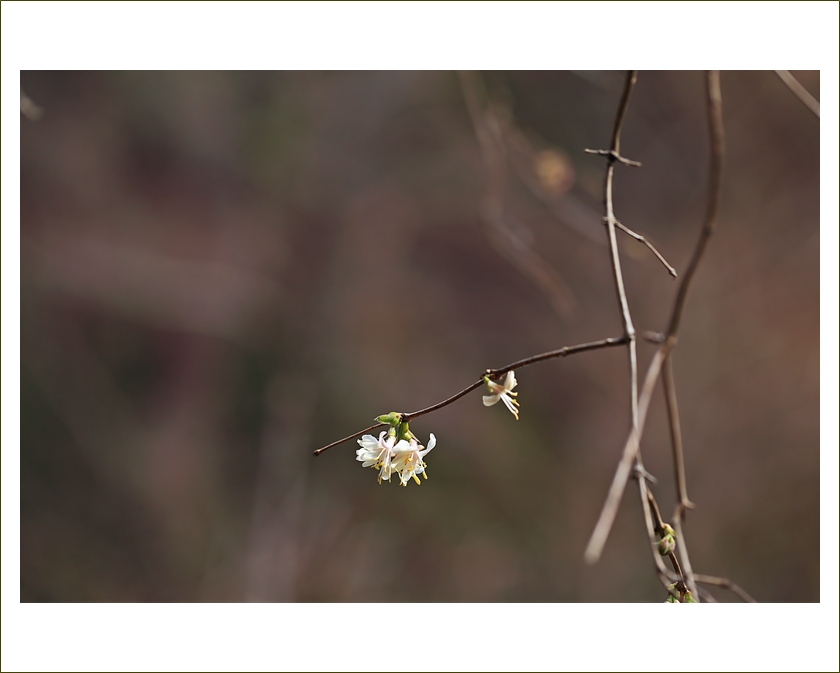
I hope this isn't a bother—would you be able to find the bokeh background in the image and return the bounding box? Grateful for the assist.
[19,71,819,602]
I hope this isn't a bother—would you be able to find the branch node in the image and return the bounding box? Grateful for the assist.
[634,464,658,485]
[584,148,641,167]
[608,218,678,278]
[676,499,697,516]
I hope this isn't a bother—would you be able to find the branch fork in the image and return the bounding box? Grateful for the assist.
[584,148,642,167]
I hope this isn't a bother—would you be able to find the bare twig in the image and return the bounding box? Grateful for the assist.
[666,70,724,339]
[313,422,385,456]
[614,219,677,278]
[672,515,699,599]
[591,70,640,346]
[638,480,684,593]
[663,354,695,513]
[581,71,648,565]
[313,335,627,455]
[585,71,725,564]
[775,70,820,118]
[584,148,641,167]
[584,328,667,564]
[694,573,757,603]
[641,486,705,602]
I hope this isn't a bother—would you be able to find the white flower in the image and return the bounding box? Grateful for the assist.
[391,434,436,486]
[356,431,397,483]
[483,370,520,420]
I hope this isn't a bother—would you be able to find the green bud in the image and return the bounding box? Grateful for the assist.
[397,421,415,442]
[684,592,698,603]
[375,412,402,426]
[657,534,676,556]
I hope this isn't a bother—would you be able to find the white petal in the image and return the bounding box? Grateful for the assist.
[421,433,436,455]
[392,439,411,453]
[483,394,500,407]
[504,370,517,391]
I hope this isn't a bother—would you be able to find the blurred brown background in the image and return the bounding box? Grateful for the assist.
[19,71,819,602]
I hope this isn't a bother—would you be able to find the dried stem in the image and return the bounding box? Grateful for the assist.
[584,331,668,563]
[671,515,699,599]
[614,219,677,278]
[585,71,725,565]
[694,574,757,603]
[313,422,385,456]
[775,70,820,118]
[666,70,724,338]
[405,336,627,421]
[638,480,683,591]
[313,335,627,455]
[594,71,639,346]
[663,354,694,513]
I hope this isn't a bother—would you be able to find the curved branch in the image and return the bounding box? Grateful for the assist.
[313,336,627,455]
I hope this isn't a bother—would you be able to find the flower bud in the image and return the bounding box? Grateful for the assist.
[397,421,415,442]
[375,412,402,426]
[657,534,676,556]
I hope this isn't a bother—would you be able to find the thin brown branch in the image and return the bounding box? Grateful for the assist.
[642,485,703,602]
[583,71,644,565]
[585,344,667,563]
[313,336,627,455]
[637,480,685,597]
[775,70,820,118]
[614,219,677,278]
[597,73,641,482]
[313,422,385,456]
[694,574,757,603]
[666,70,724,338]
[645,485,666,534]
[584,71,725,564]
[403,335,628,421]
[663,354,695,513]
[583,148,641,168]
[672,515,699,599]
[590,70,639,344]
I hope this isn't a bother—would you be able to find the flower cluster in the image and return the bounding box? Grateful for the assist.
[354,369,524,488]
[356,427,436,486]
